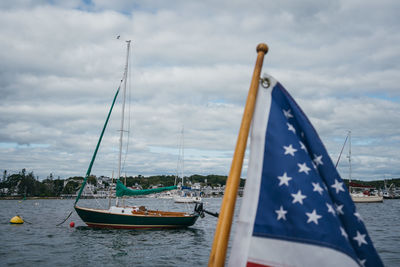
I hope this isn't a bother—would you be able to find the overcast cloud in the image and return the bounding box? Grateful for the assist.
[0,0,399,181]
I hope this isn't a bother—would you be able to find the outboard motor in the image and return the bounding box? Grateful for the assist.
[194,202,205,218]
[194,202,219,218]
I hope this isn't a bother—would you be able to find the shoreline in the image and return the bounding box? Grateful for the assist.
[1,196,82,200]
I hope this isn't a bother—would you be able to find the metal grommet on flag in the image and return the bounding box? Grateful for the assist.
[260,76,270,88]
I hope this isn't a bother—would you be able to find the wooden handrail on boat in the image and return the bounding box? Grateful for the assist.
[131,209,189,217]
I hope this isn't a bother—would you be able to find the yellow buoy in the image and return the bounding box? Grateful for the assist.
[10,215,24,224]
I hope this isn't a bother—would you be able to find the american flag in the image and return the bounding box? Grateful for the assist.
[229,75,383,267]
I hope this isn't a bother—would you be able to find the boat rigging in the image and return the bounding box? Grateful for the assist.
[72,40,205,229]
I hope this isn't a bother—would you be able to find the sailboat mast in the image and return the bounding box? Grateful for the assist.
[348,130,352,182]
[108,170,114,209]
[116,40,131,206]
[118,40,131,180]
[182,126,184,186]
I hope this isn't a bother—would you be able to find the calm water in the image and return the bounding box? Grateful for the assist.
[0,198,399,266]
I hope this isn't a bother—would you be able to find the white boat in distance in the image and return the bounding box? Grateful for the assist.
[338,131,383,203]
[174,193,202,203]
[351,193,383,203]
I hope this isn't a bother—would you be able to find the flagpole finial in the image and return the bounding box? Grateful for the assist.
[256,43,269,54]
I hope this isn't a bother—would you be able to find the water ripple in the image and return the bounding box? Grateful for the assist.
[1,198,399,266]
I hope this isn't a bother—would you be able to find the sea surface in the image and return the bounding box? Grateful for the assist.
[0,197,399,266]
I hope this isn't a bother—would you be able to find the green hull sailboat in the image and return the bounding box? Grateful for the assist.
[75,206,199,229]
[75,200,199,229]
[74,40,200,229]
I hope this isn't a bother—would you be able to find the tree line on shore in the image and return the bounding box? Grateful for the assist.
[0,168,245,198]
[1,168,399,198]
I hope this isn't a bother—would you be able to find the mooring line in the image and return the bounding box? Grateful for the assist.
[56,210,73,226]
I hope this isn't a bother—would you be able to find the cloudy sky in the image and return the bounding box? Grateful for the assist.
[0,0,399,181]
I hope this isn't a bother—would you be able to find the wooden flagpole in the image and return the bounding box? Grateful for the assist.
[208,43,268,267]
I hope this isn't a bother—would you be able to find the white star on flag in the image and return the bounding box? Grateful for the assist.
[354,212,363,222]
[340,226,348,240]
[306,209,322,224]
[326,203,336,216]
[331,179,345,194]
[283,109,293,119]
[353,231,368,247]
[283,144,297,156]
[313,154,323,166]
[312,161,317,170]
[298,162,311,174]
[287,122,296,134]
[275,206,287,221]
[291,190,307,205]
[312,182,324,195]
[299,141,307,151]
[277,172,292,187]
[335,204,344,215]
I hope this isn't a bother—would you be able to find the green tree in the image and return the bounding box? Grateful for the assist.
[18,171,37,196]
[53,178,64,196]
[87,175,97,185]
[62,180,80,194]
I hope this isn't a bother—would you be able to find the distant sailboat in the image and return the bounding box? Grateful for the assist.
[173,127,202,204]
[73,41,201,228]
[338,131,383,203]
